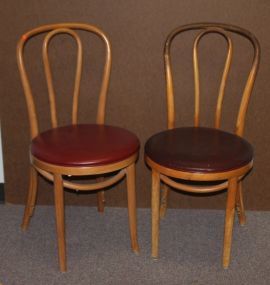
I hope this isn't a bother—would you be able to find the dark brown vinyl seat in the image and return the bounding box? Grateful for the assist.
[145,23,260,269]
[145,127,253,173]
[32,124,140,167]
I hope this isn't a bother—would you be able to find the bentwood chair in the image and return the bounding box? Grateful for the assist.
[145,23,260,268]
[17,23,139,272]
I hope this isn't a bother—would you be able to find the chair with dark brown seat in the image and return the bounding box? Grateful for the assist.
[17,23,139,272]
[144,23,260,268]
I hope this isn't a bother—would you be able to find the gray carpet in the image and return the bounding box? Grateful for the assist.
[0,205,269,285]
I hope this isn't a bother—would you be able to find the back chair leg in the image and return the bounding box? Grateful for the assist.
[21,166,38,230]
[235,181,246,226]
[97,190,105,213]
[151,170,161,259]
[54,174,66,272]
[160,183,169,218]
[223,177,238,269]
[126,163,139,254]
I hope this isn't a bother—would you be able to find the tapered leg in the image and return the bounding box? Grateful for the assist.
[53,173,66,272]
[126,163,139,254]
[160,183,169,218]
[97,190,105,213]
[223,177,238,269]
[235,181,246,226]
[21,166,38,231]
[151,170,160,258]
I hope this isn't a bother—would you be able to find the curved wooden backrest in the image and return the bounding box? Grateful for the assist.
[17,23,112,139]
[164,23,260,136]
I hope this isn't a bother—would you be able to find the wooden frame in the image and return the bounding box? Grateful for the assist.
[17,23,139,272]
[145,23,260,268]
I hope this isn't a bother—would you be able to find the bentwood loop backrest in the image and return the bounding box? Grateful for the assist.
[17,23,111,139]
[164,23,260,136]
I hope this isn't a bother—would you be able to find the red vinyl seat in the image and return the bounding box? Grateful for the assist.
[32,124,140,167]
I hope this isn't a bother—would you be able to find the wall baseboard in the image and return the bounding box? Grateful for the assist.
[0,183,4,203]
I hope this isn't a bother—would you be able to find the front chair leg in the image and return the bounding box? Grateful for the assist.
[126,163,139,254]
[223,177,238,269]
[21,166,38,231]
[235,181,246,226]
[160,183,169,218]
[151,170,161,259]
[54,173,66,272]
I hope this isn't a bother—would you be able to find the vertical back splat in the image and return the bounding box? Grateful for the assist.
[42,28,83,127]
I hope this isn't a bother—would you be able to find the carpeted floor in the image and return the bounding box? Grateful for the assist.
[0,205,269,284]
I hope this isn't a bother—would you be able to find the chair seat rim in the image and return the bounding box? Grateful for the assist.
[31,152,139,176]
[145,155,253,181]
[31,123,140,168]
[144,126,253,176]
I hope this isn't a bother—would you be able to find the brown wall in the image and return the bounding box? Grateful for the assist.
[1,0,270,210]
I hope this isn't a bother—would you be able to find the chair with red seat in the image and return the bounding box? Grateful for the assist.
[144,23,260,268]
[17,23,139,272]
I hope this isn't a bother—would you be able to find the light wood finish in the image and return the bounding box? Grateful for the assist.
[17,23,139,272]
[42,28,83,127]
[146,156,253,182]
[126,163,139,253]
[161,174,228,193]
[53,173,66,272]
[159,183,169,218]
[223,177,238,269]
[151,170,160,258]
[35,167,126,191]
[193,29,232,128]
[164,23,260,134]
[21,166,38,230]
[31,153,138,176]
[147,23,260,268]
[235,181,246,225]
[17,23,111,138]
[97,189,105,213]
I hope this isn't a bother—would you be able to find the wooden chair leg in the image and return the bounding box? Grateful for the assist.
[53,174,66,272]
[126,163,139,254]
[223,177,238,269]
[151,170,160,259]
[97,190,105,213]
[160,183,169,218]
[21,166,38,231]
[235,181,246,226]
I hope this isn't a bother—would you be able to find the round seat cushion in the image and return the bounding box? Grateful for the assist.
[31,124,140,167]
[145,127,253,173]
